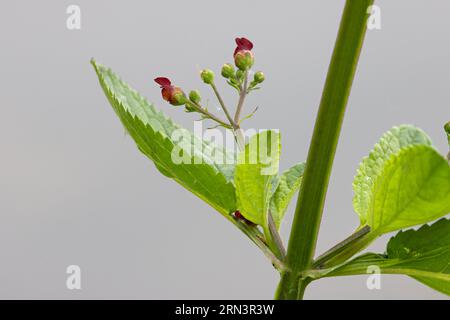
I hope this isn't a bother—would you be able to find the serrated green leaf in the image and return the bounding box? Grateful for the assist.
[368,145,450,234]
[270,162,306,229]
[235,130,280,227]
[387,218,450,294]
[92,60,237,216]
[319,219,450,295]
[353,125,432,225]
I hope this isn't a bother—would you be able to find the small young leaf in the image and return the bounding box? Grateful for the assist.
[270,162,306,229]
[238,106,259,125]
[92,60,237,216]
[235,130,280,228]
[368,145,450,234]
[353,125,432,225]
[321,219,450,295]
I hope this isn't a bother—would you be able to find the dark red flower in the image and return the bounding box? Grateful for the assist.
[234,37,254,57]
[233,37,254,70]
[154,77,171,87]
[154,77,186,106]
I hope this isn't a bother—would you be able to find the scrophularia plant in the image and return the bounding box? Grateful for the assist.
[92,1,450,299]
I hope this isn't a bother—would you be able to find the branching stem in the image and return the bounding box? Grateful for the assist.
[185,101,232,129]
[210,82,236,128]
[313,226,372,269]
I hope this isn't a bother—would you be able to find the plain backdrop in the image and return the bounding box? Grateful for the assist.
[0,0,449,299]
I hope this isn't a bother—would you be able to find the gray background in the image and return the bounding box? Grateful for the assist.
[0,0,449,299]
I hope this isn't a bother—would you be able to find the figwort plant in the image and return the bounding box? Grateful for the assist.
[92,1,450,299]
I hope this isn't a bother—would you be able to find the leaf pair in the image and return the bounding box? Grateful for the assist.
[353,125,450,237]
[233,131,304,251]
[234,131,305,226]
[316,126,450,294]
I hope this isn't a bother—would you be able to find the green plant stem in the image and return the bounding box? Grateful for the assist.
[275,0,373,299]
[232,71,249,151]
[208,82,246,150]
[234,128,246,151]
[296,278,311,300]
[228,215,287,271]
[312,226,372,269]
[234,70,248,124]
[209,76,286,262]
[209,72,285,259]
[210,82,236,128]
[315,260,450,281]
[268,211,286,259]
[185,101,232,129]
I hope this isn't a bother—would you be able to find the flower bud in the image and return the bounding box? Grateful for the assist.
[200,69,214,84]
[236,70,244,81]
[189,90,201,104]
[234,50,254,70]
[253,71,265,84]
[233,37,254,70]
[154,77,187,106]
[168,87,187,106]
[445,121,450,146]
[221,63,235,79]
[184,103,196,113]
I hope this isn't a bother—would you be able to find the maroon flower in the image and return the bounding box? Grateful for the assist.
[233,37,254,57]
[154,77,186,106]
[233,37,254,70]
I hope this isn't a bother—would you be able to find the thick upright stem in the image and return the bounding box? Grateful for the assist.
[275,0,373,299]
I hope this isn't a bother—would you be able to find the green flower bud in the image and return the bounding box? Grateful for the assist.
[155,77,187,106]
[189,90,201,104]
[234,50,254,70]
[200,69,215,84]
[236,70,244,81]
[184,103,196,113]
[253,71,265,84]
[445,121,450,146]
[221,63,235,79]
[170,88,188,106]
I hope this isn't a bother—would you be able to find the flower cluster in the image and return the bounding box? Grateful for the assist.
[153,37,265,140]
